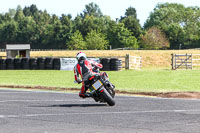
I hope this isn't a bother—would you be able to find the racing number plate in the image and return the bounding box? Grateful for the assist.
[92,80,103,90]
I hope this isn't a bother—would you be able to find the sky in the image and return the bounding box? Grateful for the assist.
[0,0,200,26]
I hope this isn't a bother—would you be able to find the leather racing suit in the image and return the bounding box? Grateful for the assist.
[74,59,103,98]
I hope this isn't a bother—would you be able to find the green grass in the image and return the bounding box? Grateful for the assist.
[0,70,78,88]
[107,70,200,92]
[0,70,200,92]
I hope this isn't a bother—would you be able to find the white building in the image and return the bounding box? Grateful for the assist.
[6,44,30,58]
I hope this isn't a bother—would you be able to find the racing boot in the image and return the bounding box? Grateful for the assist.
[79,92,91,98]
[84,92,92,97]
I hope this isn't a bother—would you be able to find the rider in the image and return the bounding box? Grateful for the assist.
[74,52,103,98]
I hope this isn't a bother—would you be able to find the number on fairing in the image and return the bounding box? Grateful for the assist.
[92,80,102,90]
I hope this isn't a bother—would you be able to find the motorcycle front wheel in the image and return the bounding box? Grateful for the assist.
[100,88,115,106]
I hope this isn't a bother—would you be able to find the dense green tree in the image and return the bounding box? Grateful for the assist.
[0,14,6,24]
[14,8,24,21]
[0,20,18,43]
[0,3,142,49]
[8,9,16,18]
[73,15,82,32]
[67,30,86,50]
[74,3,110,37]
[23,4,39,17]
[60,14,73,44]
[107,21,138,49]
[144,3,200,49]
[81,2,103,18]
[3,13,12,22]
[76,15,110,37]
[165,23,184,49]
[121,35,138,48]
[2,2,200,50]
[39,14,63,48]
[120,7,142,38]
[85,30,108,50]
[16,16,37,43]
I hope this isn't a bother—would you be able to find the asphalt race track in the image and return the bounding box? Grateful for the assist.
[0,89,200,133]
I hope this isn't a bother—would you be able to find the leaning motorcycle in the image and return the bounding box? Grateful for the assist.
[86,72,115,106]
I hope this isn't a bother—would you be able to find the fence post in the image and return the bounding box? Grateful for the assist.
[175,54,177,70]
[191,54,193,69]
[171,54,174,70]
[125,54,129,70]
[186,53,187,69]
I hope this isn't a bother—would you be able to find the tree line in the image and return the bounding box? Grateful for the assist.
[0,2,200,50]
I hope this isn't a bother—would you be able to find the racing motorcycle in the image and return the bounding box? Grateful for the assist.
[86,71,115,106]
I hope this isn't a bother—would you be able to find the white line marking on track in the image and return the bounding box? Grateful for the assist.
[0,88,78,94]
[1,109,200,118]
[0,99,90,103]
[0,115,18,118]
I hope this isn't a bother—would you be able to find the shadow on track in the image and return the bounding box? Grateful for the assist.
[51,103,108,107]
[31,104,108,108]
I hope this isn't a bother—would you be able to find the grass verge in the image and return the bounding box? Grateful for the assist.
[0,70,200,92]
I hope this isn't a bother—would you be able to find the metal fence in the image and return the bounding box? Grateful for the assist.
[31,49,66,51]
[171,54,200,70]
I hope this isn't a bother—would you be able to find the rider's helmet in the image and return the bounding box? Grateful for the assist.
[76,52,87,61]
